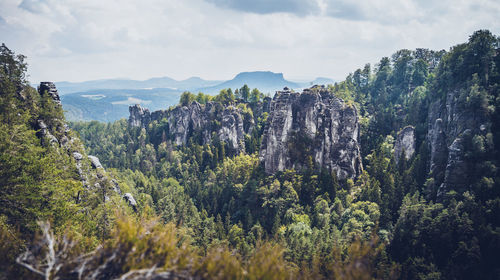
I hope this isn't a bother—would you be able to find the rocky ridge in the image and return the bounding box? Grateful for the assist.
[128,86,363,179]
[129,101,252,154]
[34,82,137,208]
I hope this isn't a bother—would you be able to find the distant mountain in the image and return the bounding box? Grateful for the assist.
[55,77,222,95]
[300,77,335,87]
[198,71,318,94]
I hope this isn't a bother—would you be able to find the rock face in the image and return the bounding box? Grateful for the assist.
[36,120,59,146]
[73,152,83,161]
[36,82,65,146]
[427,89,488,199]
[128,105,151,128]
[128,102,247,153]
[38,82,61,104]
[394,126,416,163]
[259,87,362,179]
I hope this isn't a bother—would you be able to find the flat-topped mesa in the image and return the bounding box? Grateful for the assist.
[259,87,363,180]
[38,82,61,105]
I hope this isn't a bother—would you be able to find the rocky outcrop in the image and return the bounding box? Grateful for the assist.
[123,193,137,212]
[111,179,122,195]
[34,82,95,190]
[394,126,416,163]
[72,152,89,188]
[36,82,66,147]
[259,87,362,179]
[128,105,151,128]
[38,82,61,104]
[36,120,59,146]
[30,82,127,209]
[128,102,247,153]
[88,155,104,169]
[427,89,488,199]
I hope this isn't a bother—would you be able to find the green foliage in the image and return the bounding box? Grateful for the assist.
[71,31,500,278]
[214,88,236,105]
[4,30,500,279]
[390,193,492,279]
[0,43,27,91]
[240,84,250,102]
[0,216,23,278]
[179,91,196,106]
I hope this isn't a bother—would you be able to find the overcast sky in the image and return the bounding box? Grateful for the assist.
[1,0,499,83]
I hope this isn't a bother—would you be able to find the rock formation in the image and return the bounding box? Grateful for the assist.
[394,126,416,163]
[259,87,362,179]
[88,155,104,169]
[111,179,122,195]
[31,82,131,208]
[128,87,363,179]
[123,193,138,212]
[129,102,247,153]
[72,152,89,188]
[128,105,151,128]
[38,82,61,104]
[427,89,489,199]
[36,119,59,146]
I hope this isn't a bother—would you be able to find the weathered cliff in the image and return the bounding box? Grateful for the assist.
[128,104,151,128]
[38,81,61,105]
[426,89,489,198]
[259,87,363,179]
[129,102,247,153]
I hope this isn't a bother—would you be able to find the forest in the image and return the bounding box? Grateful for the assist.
[1,30,499,279]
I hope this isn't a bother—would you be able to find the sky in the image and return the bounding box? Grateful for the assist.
[1,0,499,83]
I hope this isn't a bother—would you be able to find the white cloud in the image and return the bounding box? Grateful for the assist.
[0,0,498,84]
